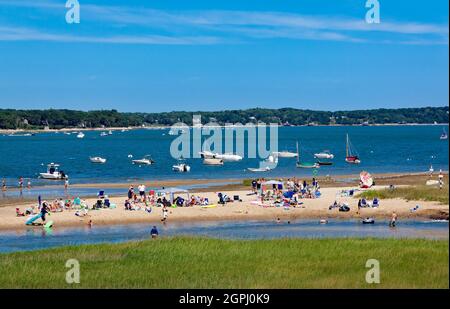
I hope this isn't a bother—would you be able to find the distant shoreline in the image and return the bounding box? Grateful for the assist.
[1,123,448,134]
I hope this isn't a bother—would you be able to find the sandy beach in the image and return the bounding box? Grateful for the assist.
[1,175,448,231]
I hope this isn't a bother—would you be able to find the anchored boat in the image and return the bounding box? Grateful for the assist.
[314,150,334,159]
[345,134,361,164]
[203,158,224,166]
[296,141,320,169]
[90,156,106,164]
[39,163,68,180]
[132,155,155,165]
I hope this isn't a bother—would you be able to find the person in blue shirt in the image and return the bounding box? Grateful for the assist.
[151,226,159,238]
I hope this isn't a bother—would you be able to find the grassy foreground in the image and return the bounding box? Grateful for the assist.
[358,185,449,205]
[0,237,448,288]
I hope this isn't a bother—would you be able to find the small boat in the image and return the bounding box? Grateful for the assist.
[272,151,298,158]
[198,151,242,161]
[132,155,155,165]
[440,127,448,140]
[77,132,85,139]
[296,141,320,169]
[108,130,113,135]
[362,218,375,224]
[39,163,68,180]
[214,153,243,162]
[247,167,271,172]
[199,151,215,159]
[345,134,361,164]
[90,156,106,164]
[172,163,191,172]
[314,150,334,159]
[100,132,108,137]
[316,161,333,166]
[203,158,224,166]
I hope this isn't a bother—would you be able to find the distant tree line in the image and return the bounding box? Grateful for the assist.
[0,106,448,129]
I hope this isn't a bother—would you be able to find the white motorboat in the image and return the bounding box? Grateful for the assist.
[77,132,85,139]
[199,151,216,159]
[132,155,155,165]
[90,156,106,164]
[214,153,243,162]
[100,132,108,137]
[199,151,242,161]
[272,151,298,158]
[314,150,334,159]
[203,158,224,165]
[172,163,191,172]
[247,167,271,172]
[39,163,68,180]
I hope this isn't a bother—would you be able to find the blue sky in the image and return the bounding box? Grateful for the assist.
[0,0,448,112]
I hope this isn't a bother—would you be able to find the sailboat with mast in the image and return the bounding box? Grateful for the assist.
[440,127,448,140]
[345,134,361,164]
[296,141,320,169]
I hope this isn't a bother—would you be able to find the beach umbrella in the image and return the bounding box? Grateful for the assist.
[360,171,374,188]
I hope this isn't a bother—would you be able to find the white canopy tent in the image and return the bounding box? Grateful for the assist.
[156,187,189,204]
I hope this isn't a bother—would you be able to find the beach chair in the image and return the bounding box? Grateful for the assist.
[361,198,368,207]
[218,193,225,204]
[372,198,380,208]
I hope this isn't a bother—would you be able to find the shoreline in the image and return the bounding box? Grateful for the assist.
[1,171,447,193]
[1,123,448,134]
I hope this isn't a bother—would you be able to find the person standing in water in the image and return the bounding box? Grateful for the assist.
[438,170,444,190]
[64,178,69,190]
[151,226,159,238]
[390,211,398,227]
[1,179,6,191]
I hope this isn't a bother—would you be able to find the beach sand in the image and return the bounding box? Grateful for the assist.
[1,181,448,231]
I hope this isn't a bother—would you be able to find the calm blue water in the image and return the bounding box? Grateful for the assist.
[0,126,448,186]
[0,220,447,253]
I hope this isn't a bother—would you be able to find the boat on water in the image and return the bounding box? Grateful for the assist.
[89,156,106,164]
[247,166,271,172]
[108,130,113,135]
[440,127,448,140]
[316,161,333,166]
[345,134,361,164]
[362,218,375,224]
[132,155,155,165]
[199,151,242,161]
[172,163,191,172]
[314,150,334,159]
[214,153,243,162]
[39,163,68,180]
[203,158,224,166]
[100,132,108,137]
[272,151,297,158]
[296,141,320,169]
[77,132,85,139]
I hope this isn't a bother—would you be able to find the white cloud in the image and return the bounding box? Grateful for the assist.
[0,1,447,45]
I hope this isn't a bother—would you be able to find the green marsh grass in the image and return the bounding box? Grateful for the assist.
[358,185,449,205]
[0,237,448,288]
